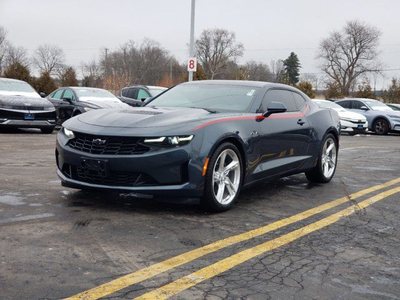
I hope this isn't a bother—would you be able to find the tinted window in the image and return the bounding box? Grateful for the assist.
[63,89,75,101]
[121,89,128,97]
[292,92,306,109]
[261,89,297,112]
[338,101,350,108]
[126,88,136,99]
[52,89,64,99]
[138,89,150,100]
[352,101,365,109]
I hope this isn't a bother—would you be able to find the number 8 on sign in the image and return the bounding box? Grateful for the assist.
[187,57,197,72]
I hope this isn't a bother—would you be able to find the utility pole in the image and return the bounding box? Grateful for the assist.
[105,48,109,75]
[188,0,195,82]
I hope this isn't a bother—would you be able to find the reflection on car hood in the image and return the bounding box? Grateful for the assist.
[0,91,41,98]
[0,94,54,110]
[79,99,130,109]
[76,107,234,128]
[333,109,366,120]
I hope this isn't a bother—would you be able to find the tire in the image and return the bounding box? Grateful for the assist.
[201,142,243,212]
[373,118,389,135]
[305,134,338,183]
[41,127,54,134]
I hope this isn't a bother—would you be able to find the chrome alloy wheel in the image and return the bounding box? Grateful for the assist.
[212,149,241,205]
[321,137,337,179]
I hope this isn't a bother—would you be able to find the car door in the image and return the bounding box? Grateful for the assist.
[48,89,65,123]
[61,89,76,121]
[350,100,374,127]
[255,89,311,178]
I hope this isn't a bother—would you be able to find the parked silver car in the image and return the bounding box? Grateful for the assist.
[336,98,400,135]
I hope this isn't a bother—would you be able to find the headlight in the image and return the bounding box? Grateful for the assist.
[63,127,75,139]
[340,117,353,122]
[83,107,93,112]
[143,135,194,147]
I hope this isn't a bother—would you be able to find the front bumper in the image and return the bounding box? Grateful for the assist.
[56,134,205,197]
[0,108,56,128]
[389,119,400,132]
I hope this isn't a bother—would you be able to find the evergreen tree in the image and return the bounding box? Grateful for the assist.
[3,62,32,83]
[283,52,301,85]
[60,66,78,86]
[34,72,57,95]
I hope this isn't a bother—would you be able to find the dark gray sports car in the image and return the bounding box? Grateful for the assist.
[0,78,56,133]
[56,80,340,211]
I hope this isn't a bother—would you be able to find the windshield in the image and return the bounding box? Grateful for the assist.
[149,88,167,97]
[74,88,118,101]
[0,80,38,94]
[364,100,392,111]
[314,100,344,110]
[147,84,260,112]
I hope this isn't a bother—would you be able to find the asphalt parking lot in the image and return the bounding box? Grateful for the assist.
[1,129,400,300]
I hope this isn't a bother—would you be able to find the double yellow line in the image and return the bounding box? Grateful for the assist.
[66,178,400,300]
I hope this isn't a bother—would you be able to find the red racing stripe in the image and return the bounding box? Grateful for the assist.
[193,104,309,130]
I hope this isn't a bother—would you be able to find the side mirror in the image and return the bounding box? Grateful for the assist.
[39,92,46,98]
[142,97,152,102]
[263,101,287,118]
[62,97,73,104]
[360,105,369,111]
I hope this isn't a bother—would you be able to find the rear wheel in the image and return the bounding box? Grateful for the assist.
[40,127,54,134]
[201,142,242,212]
[373,118,389,135]
[306,134,338,183]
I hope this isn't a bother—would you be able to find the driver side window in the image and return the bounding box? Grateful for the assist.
[352,101,364,109]
[63,89,75,101]
[52,89,64,100]
[260,89,297,112]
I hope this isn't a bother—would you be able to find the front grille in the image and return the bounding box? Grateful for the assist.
[67,132,150,155]
[349,120,366,124]
[62,164,158,186]
[0,109,56,120]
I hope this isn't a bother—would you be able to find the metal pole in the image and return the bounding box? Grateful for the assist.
[188,0,195,82]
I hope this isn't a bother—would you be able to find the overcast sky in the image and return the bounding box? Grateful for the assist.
[1,0,400,88]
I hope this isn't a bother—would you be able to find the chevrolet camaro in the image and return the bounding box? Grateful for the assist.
[56,80,340,211]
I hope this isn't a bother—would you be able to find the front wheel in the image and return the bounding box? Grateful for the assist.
[201,142,243,212]
[306,134,338,183]
[373,119,389,135]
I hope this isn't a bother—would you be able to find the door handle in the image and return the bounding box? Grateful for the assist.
[297,119,305,126]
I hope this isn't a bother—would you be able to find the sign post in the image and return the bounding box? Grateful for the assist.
[188,0,196,81]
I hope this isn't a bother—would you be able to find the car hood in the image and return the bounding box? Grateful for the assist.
[75,107,236,129]
[79,98,130,109]
[334,109,366,120]
[0,94,54,110]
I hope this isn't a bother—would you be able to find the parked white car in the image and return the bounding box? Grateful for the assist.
[313,99,368,135]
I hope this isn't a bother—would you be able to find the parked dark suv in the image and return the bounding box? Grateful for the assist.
[117,85,167,107]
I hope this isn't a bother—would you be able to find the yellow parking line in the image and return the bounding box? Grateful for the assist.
[135,186,400,300]
[65,177,400,300]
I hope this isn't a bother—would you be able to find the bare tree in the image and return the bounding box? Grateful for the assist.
[269,60,286,83]
[317,20,381,96]
[4,43,29,67]
[195,28,244,79]
[246,61,273,81]
[33,44,65,75]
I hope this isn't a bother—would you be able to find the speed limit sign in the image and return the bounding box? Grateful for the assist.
[187,57,197,72]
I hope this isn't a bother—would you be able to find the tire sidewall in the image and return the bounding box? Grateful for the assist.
[317,133,338,183]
